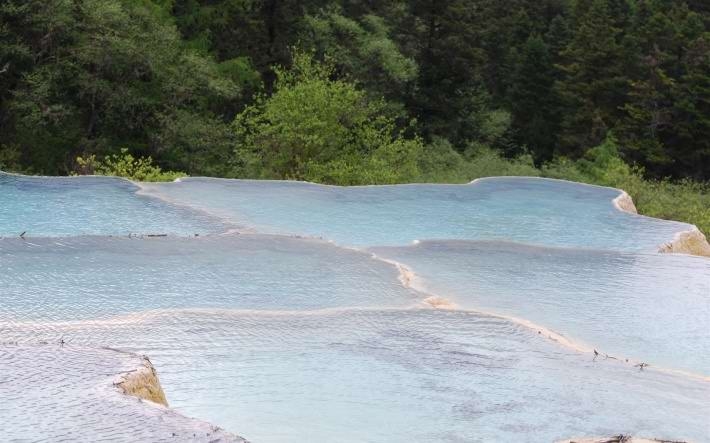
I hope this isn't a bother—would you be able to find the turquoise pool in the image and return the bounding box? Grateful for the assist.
[1,173,708,442]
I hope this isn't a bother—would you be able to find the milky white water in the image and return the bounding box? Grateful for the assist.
[1,173,708,442]
[370,240,710,376]
[4,309,709,442]
[0,173,226,237]
[139,177,691,251]
[0,235,418,322]
[0,345,242,442]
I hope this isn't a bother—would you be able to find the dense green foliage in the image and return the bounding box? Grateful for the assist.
[233,50,423,184]
[1,0,239,175]
[1,0,709,231]
[75,148,186,181]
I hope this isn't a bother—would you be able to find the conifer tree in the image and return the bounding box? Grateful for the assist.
[619,1,708,178]
[509,35,560,162]
[555,0,628,156]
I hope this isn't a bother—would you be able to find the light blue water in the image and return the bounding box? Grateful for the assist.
[0,173,226,237]
[140,177,691,251]
[1,173,708,442]
[4,309,709,442]
[0,236,417,321]
[0,345,243,442]
[371,241,710,376]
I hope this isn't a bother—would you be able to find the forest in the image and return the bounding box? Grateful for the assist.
[1,0,709,231]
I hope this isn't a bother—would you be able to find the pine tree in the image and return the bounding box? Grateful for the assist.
[403,0,488,146]
[618,1,709,178]
[555,0,629,156]
[545,14,572,64]
[509,35,560,162]
[673,33,710,179]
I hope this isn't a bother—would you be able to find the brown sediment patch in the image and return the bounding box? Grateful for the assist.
[395,263,416,288]
[658,227,710,258]
[114,352,168,406]
[422,296,458,309]
[367,253,418,289]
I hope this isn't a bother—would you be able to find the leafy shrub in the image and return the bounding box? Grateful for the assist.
[75,149,186,182]
[232,50,423,184]
[0,145,24,173]
[461,145,540,181]
[628,179,710,237]
[417,138,539,183]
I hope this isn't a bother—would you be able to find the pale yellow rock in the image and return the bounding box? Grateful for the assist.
[613,191,638,214]
[115,355,168,406]
[2,345,246,441]
[658,227,710,258]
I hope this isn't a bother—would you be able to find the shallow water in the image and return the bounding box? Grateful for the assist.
[0,345,243,442]
[0,236,417,322]
[371,241,710,376]
[0,173,225,237]
[140,177,691,251]
[4,310,709,443]
[1,173,708,442]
